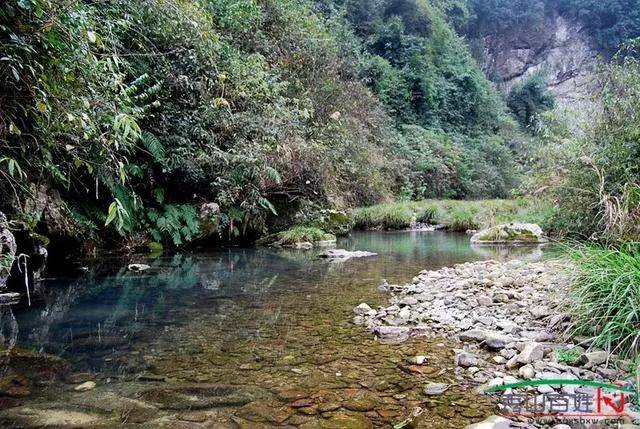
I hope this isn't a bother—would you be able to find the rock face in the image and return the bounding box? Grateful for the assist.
[470,223,547,244]
[470,12,598,106]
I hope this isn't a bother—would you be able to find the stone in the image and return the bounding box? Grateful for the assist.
[456,352,478,368]
[70,391,158,423]
[320,249,377,260]
[492,356,506,364]
[399,296,418,306]
[74,381,96,392]
[530,305,551,319]
[518,365,535,380]
[477,296,493,306]
[537,384,555,394]
[301,412,373,429]
[484,332,510,350]
[582,350,609,367]
[517,342,545,364]
[342,392,377,412]
[0,407,109,427]
[198,202,220,238]
[374,326,410,343]
[459,329,486,343]
[423,382,450,395]
[470,223,548,244]
[353,303,372,315]
[128,264,151,272]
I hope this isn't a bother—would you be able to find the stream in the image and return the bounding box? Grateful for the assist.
[0,231,552,428]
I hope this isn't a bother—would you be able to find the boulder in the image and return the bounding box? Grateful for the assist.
[470,223,548,244]
[309,209,353,236]
[198,202,220,239]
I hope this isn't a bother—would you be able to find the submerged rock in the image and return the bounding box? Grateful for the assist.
[424,382,450,395]
[128,264,151,272]
[471,223,548,244]
[320,249,377,261]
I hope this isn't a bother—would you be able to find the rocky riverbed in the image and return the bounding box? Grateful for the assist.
[354,259,640,428]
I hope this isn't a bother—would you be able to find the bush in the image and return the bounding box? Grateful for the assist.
[569,243,640,359]
[507,72,555,131]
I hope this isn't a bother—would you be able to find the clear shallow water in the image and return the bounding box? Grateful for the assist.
[0,231,552,428]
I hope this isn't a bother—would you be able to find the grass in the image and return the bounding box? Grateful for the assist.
[274,226,335,245]
[352,198,556,232]
[554,347,582,365]
[568,243,640,360]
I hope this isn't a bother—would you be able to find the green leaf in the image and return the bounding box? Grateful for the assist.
[105,202,118,226]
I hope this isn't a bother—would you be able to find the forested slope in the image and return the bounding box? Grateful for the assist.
[0,0,519,250]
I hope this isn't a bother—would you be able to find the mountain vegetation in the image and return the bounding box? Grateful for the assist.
[0,0,520,249]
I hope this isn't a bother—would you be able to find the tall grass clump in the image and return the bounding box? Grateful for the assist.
[569,243,640,359]
[352,203,415,230]
[277,227,334,245]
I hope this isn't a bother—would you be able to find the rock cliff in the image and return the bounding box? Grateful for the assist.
[469,12,598,105]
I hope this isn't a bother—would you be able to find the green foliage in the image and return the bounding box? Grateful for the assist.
[352,202,416,230]
[507,73,555,131]
[145,204,200,246]
[569,243,640,359]
[443,206,479,232]
[554,347,582,364]
[277,226,335,245]
[353,198,555,231]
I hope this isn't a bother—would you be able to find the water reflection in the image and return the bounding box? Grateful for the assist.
[10,231,550,374]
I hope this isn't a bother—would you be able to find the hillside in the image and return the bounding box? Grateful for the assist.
[1,0,519,251]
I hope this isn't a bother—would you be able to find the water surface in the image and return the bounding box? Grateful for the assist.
[1,231,550,428]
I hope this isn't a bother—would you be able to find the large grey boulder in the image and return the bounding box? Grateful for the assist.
[471,223,548,244]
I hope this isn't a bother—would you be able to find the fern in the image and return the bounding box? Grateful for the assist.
[141,132,165,161]
[145,204,200,246]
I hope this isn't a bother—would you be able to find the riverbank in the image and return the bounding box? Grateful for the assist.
[351,199,555,233]
[355,258,639,427]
